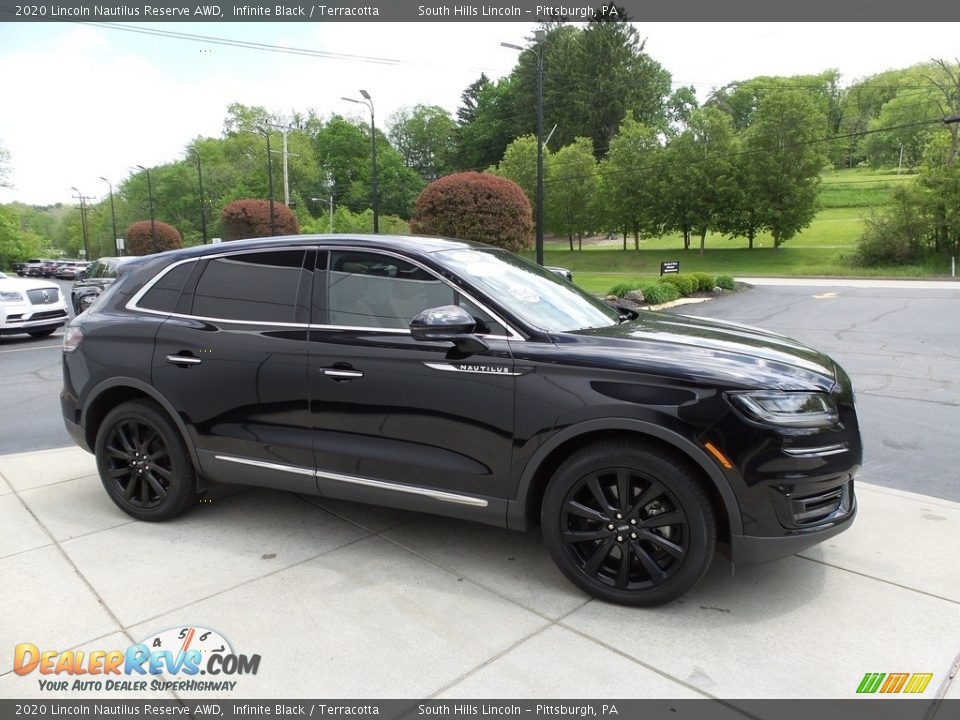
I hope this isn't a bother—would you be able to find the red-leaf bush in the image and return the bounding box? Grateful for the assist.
[411,172,532,252]
[220,199,300,240]
[125,220,182,256]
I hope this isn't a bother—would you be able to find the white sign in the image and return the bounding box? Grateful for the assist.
[211,237,222,244]
[116,238,125,251]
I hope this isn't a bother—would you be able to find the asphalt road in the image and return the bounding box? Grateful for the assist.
[2,277,958,501]
[674,279,960,503]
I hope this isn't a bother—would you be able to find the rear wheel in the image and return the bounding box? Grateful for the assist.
[94,400,198,521]
[542,441,716,606]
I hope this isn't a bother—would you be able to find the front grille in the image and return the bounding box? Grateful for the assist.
[26,288,59,305]
[29,309,68,321]
[779,481,852,528]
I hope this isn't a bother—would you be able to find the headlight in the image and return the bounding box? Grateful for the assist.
[0,291,23,302]
[729,391,839,428]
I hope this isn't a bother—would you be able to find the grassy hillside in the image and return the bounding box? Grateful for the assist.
[529,168,947,293]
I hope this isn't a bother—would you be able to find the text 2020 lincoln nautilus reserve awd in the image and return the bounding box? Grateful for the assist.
[61,235,860,606]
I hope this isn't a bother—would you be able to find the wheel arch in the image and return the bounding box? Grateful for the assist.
[507,418,742,539]
[81,378,204,481]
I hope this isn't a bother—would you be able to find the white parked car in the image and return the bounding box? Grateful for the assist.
[0,271,70,338]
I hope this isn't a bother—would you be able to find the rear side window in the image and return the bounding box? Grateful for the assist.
[138,263,195,313]
[191,250,306,323]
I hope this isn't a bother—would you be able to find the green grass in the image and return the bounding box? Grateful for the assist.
[532,167,949,293]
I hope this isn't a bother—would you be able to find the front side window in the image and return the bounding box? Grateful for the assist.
[326,251,505,334]
[191,250,307,323]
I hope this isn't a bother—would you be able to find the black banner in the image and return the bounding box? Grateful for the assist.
[0,700,958,720]
[1,0,960,22]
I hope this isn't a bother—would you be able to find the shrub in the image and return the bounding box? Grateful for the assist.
[638,281,680,305]
[691,272,716,291]
[411,172,532,252]
[608,280,644,298]
[125,220,182,256]
[715,274,737,290]
[659,273,698,296]
[221,199,300,240]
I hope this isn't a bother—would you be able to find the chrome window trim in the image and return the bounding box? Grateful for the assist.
[215,454,489,508]
[126,245,524,340]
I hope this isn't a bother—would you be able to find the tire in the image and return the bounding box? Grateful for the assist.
[94,399,198,521]
[541,441,716,607]
[27,328,56,338]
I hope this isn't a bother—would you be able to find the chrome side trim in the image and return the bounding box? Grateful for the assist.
[782,444,849,457]
[424,361,522,377]
[315,468,489,508]
[214,453,490,508]
[215,454,316,477]
[322,368,364,378]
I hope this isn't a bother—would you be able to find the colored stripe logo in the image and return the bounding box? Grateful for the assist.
[857,672,933,694]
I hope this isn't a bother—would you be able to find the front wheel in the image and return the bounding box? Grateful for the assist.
[542,441,716,607]
[95,400,198,521]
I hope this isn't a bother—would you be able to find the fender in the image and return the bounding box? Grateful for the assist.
[81,376,203,475]
[508,417,743,535]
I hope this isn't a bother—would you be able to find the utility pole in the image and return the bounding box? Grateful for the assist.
[342,91,379,233]
[188,147,208,244]
[98,177,118,253]
[134,165,157,246]
[267,122,299,207]
[70,187,93,260]
[311,196,334,233]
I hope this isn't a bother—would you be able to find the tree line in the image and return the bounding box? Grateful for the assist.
[1,11,958,266]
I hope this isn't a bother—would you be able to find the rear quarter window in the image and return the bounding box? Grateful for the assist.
[137,263,195,313]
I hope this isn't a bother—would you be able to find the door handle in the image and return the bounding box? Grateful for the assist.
[166,354,202,367]
[322,368,363,379]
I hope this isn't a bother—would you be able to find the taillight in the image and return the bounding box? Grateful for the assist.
[62,325,84,353]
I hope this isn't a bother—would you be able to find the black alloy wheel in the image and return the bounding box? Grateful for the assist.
[95,400,198,521]
[542,441,716,606]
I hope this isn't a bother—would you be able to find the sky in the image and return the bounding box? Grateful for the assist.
[0,21,958,206]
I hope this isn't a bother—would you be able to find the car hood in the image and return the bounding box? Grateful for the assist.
[562,311,838,391]
[0,277,60,293]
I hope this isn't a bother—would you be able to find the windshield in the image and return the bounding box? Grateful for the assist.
[433,248,619,332]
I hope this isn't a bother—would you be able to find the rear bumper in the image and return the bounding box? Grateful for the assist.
[729,495,857,564]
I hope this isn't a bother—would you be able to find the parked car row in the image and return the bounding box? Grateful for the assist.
[16,258,91,279]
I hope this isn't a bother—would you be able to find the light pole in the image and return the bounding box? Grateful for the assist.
[188,147,208,244]
[70,187,92,260]
[98,177,118,254]
[134,165,156,246]
[243,129,276,236]
[311,196,334,233]
[502,30,546,265]
[343,91,379,233]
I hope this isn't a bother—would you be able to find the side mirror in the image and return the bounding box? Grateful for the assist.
[410,305,488,355]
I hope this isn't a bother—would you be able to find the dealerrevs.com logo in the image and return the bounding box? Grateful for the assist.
[14,626,261,693]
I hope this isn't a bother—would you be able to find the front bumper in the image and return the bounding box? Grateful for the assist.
[730,490,857,564]
[0,307,69,334]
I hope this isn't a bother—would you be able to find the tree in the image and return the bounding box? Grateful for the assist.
[491,135,546,206]
[602,117,664,249]
[125,220,183,255]
[746,88,828,249]
[454,75,519,171]
[665,108,739,254]
[388,105,457,181]
[411,172,532,252]
[0,143,11,189]
[545,137,598,250]
[220,199,300,240]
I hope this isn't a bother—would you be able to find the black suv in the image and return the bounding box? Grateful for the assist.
[61,236,860,606]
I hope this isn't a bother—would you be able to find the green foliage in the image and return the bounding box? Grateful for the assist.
[690,272,715,291]
[411,172,532,252]
[454,75,518,172]
[301,206,409,235]
[125,220,183,256]
[601,118,663,248]
[608,280,644,298]
[638,281,680,305]
[714,274,737,290]
[545,137,598,250]
[492,135,544,205]
[388,105,456,181]
[220,199,300,240]
[659,273,698,295]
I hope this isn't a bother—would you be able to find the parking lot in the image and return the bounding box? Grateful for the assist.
[1,278,959,704]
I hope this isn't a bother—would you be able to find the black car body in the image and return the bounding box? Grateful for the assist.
[70,256,137,314]
[61,235,860,606]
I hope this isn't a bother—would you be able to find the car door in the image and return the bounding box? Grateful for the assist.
[150,247,316,492]
[307,248,517,519]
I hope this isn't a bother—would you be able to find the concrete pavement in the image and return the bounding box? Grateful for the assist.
[2,445,959,702]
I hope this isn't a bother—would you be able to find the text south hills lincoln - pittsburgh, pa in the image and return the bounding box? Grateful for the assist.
[34,4,380,18]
